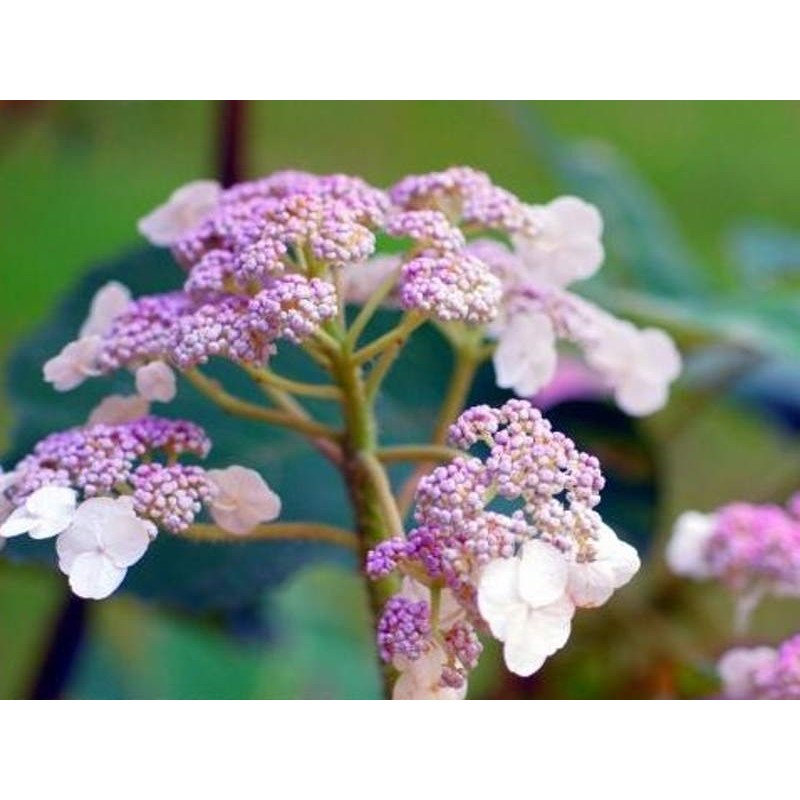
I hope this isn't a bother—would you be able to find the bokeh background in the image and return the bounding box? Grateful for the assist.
[2,101,800,699]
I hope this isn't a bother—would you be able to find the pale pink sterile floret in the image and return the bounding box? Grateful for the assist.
[138,180,222,247]
[135,360,177,403]
[493,311,558,397]
[79,281,132,338]
[0,485,77,540]
[56,496,153,600]
[207,465,282,535]
[478,539,575,677]
[566,522,640,608]
[665,511,716,579]
[87,394,151,426]
[43,336,102,391]
[511,196,604,288]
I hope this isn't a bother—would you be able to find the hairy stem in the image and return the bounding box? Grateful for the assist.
[184,368,341,442]
[352,313,423,365]
[345,267,401,349]
[376,445,462,464]
[330,345,400,698]
[185,522,357,549]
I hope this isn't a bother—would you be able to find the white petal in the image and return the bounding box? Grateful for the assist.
[512,197,604,288]
[207,466,281,535]
[666,512,715,579]
[494,312,558,397]
[0,507,38,538]
[43,336,102,391]
[26,486,77,519]
[56,522,102,574]
[87,394,151,426]
[615,377,669,417]
[717,647,776,699]
[138,180,221,246]
[477,557,523,639]
[392,646,466,700]
[79,281,131,338]
[517,539,569,608]
[502,596,574,677]
[67,552,127,599]
[135,361,177,403]
[70,497,151,567]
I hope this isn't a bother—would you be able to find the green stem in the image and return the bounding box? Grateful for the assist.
[185,522,357,549]
[352,314,423,365]
[376,445,462,464]
[329,347,400,698]
[244,364,342,400]
[345,267,401,349]
[184,368,341,442]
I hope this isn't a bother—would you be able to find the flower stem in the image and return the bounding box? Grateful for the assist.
[185,522,357,549]
[243,364,342,400]
[397,344,482,517]
[184,368,341,442]
[376,445,462,464]
[352,313,423,366]
[345,267,401,349]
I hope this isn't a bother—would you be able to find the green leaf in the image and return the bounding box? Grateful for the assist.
[727,222,800,284]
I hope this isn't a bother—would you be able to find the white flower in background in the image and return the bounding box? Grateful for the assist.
[43,335,102,391]
[512,196,604,288]
[87,394,151,426]
[478,539,575,677]
[717,646,776,699]
[207,465,281,535]
[135,360,177,403]
[0,486,77,539]
[138,179,222,246]
[585,321,682,416]
[567,524,641,608]
[493,311,558,397]
[393,645,467,700]
[79,281,131,338]
[342,254,401,306]
[665,511,716,579]
[56,497,153,600]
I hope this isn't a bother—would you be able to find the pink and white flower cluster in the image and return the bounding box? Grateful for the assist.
[718,633,800,699]
[367,399,640,699]
[667,497,800,621]
[43,168,681,419]
[1,416,280,599]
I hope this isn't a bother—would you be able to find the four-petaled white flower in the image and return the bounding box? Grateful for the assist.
[56,497,153,600]
[138,179,222,246]
[393,645,467,700]
[478,539,575,677]
[79,281,131,338]
[513,196,604,288]
[585,321,682,416]
[493,311,558,397]
[665,511,715,579]
[43,335,102,391]
[567,523,641,608]
[0,485,77,539]
[87,394,151,426]
[135,360,177,403]
[717,646,776,699]
[207,465,282,535]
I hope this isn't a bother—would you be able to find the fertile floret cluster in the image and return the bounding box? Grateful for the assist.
[667,498,800,622]
[1,416,281,599]
[367,399,640,698]
[718,633,800,699]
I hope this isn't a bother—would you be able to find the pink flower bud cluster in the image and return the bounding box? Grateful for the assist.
[708,502,800,595]
[4,416,214,534]
[367,399,610,696]
[719,634,800,699]
[668,498,800,600]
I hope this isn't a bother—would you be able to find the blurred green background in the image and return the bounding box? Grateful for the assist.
[2,101,800,699]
